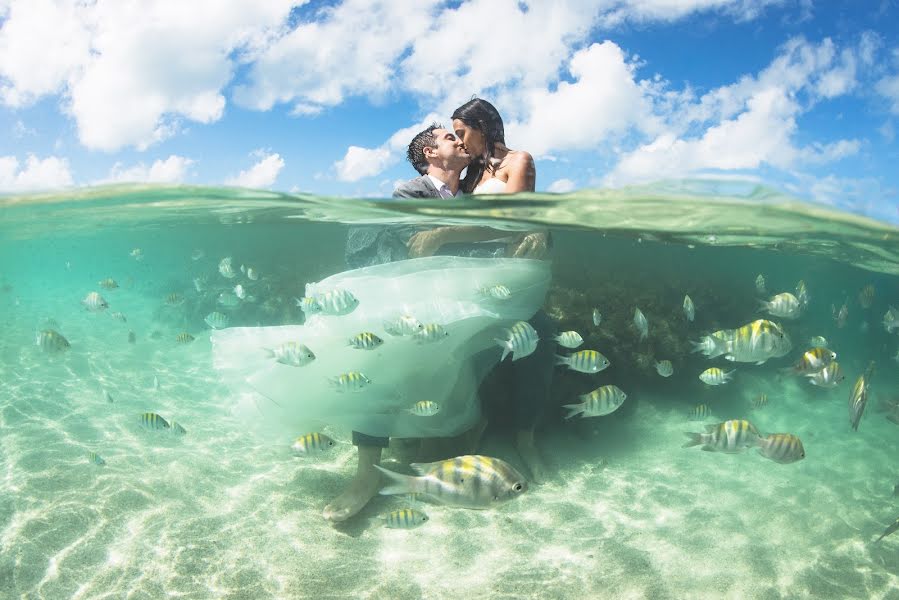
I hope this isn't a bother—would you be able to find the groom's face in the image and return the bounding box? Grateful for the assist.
[426,129,470,168]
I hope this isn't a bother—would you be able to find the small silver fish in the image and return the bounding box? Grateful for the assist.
[563,385,626,419]
[98,278,118,290]
[88,451,106,466]
[130,248,144,261]
[170,421,187,436]
[110,311,127,323]
[592,308,602,327]
[683,295,695,322]
[875,517,899,543]
[140,412,170,430]
[383,315,423,337]
[808,335,828,348]
[233,284,246,300]
[757,433,805,464]
[263,342,316,367]
[36,329,70,353]
[204,311,229,329]
[555,350,610,373]
[633,307,648,340]
[884,306,899,333]
[314,288,359,316]
[752,394,768,409]
[330,372,371,392]
[246,267,259,281]
[833,302,848,328]
[699,367,734,386]
[755,274,766,295]
[217,292,240,307]
[481,284,511,300]
[806,361,844,388]
[349,332,384,350]
[291,432,335,455]
[218,257,236,279]
[152,376,160,391]
[81,291,108,312]
[374,455,527,509]
[295,296,322,315]
[128,331,136,344]
[413,323,449,344]
[495,321,539,361]
[554,330,584,349]
[759,292,801,319]
[193,277,207,293]
[848,365,873,432]
[407,401,440,417]
[795,280,810,308]
[654,360,674,377]
[383,508,429,529]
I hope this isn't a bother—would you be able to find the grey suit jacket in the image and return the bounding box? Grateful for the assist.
[392,175,441,199]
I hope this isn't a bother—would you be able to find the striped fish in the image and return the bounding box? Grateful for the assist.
[555,349,610,373]
[683,294,695,322]
[724,319,792,364]
[752,394,768,409]
[481,284,511,300]
[218,257,236,279]
[348,332,384,350]
[554,330,584,349]
[495,321,539,361]
[263,342,316,367]
[875,517,899,543]
[689,404,712,419]
[633,307,648,340]
[791,347,836,375]
[330,371,371,392]
[204,311,229,329]
[140,412,170,430]
[807,361,844,388]
[291,432,335,454]
[374,455,528,509]
[690,333,729,358]
[407,401,440,417]
[383,315,423,337]
[759,292,801,319]
[413,323,449,344]
[384,508,429,529]
[165,292,185,306]
[36,329,70,353]
[756,433,805,464]
[295,296,322,315]
[170,421,187,436]
[858,284,874,309]
[848,364,873,431]
[655,360,673,377]
[795,280,810,307]
[110,311,127,323]
[755,274,766,294]
[683,419,761,453]
[563,385,626,419]
[98,278,118,289]
[314,288,359,316]
[88,451,106,466]
[699,367,734,386]
[176,332,195,344]
[81,291,108,311]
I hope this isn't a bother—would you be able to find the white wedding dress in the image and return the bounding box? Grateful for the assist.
[473,178,507,195]
[212,255,550,439]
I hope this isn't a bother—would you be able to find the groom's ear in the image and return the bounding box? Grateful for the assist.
[422,145,436,160]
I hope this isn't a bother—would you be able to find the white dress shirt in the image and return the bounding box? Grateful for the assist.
[427,174,461,199]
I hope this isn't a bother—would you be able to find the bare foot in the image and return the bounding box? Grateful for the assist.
[516,428,546,484]
[323,446,382,522]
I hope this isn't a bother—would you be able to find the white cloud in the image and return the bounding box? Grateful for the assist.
[0,0,295,150]
[547,178,576,193]
[597,0,786,27]
[0,154,73,192]
[875,73,899,114]
[225,152,285,188]
[333,116,440,182]
[102,155,195,183]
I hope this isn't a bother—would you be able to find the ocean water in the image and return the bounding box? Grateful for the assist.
[1,183,898,599]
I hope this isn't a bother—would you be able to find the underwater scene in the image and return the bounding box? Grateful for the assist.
[1,183,898,599]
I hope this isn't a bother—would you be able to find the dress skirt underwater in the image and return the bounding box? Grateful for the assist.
[212,255,550,438]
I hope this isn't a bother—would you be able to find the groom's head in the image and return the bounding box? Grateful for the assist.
[406,123,470,175]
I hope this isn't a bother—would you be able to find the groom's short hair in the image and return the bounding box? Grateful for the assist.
[406,123,443,175]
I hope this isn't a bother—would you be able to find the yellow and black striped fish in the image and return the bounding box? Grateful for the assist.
[752,394,768,409]
[756,433,805,464]
[330,372,371,392]
[792,347,836,375]
[88,451,106,466]
[348,332,384,350]
[98,278,118,290]
[170,421,187,436]
[689,404,712,419]
[848,363,873,431]
[413,323,449,344]
[374,455,527,509]
[383,508,429,529]
[495,321,539,361]
[683,419,761,453]
[555,349,610,373]
[291,432,335,454]
[563,385,626,419]
[165,292,185,306]
[140,412,170,430]
[36,329,70,353]
[176,332,195,344]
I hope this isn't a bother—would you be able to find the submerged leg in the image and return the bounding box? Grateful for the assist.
[323,434,386,522]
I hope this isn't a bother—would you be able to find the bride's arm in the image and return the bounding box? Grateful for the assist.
[502,151,536,193]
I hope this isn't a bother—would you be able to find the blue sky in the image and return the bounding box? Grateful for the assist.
[1,0,897,223]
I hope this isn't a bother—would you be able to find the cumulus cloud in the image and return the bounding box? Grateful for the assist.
[225,151,285,188]
[596,0,786,27]
[875,73,899,114]
[102,155,195,184]
[0,154,73,192]
[0,0,295,150]
[333,116,440,182]
[547,178,576,193]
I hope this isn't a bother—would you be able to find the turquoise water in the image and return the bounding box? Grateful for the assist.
[1,184,898,599]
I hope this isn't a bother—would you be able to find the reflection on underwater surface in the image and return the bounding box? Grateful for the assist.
[1,183,898,598]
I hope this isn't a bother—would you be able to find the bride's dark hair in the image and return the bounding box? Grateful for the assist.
[452,98,505,193]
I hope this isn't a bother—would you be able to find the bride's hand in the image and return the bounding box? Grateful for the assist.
[509,232,549,259]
